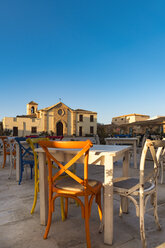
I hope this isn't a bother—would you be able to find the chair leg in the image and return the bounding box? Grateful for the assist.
[161,161,164,184]
[43,207,52,239]
[98,188,104,233]
[8,156,13,179]
[152,192,161,230]
[139,202,147,248]
[75,200,79,207]
[119,202,123,217]
[14,159,16,169]
[96,190,102,222]
[60,197,65,221]
[19,165,23,185]
[96,190,103,233]
[31,182,38,214]
[2,150,6,168]
[30,165,33,179]
[31,163,39,214]
[84,195,91,248]
[64,198,68,219]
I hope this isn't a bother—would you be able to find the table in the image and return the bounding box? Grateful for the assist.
[35,144,131,245]
[105,138,138,169]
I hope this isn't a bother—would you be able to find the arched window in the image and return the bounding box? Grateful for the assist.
[31,106,35,114]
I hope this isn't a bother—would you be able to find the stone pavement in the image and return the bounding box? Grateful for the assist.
[1,153,165,248]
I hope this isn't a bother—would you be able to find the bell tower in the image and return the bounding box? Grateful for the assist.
[27,101,38,115]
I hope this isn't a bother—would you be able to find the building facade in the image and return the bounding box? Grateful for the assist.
[112,113,150,125]
[2,101,97,137]
[105,115,165,137]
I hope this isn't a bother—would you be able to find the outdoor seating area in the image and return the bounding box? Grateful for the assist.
[1,1,165,247]
[1,136,165,248]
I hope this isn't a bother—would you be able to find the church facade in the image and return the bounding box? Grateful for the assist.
[2,101,97,137]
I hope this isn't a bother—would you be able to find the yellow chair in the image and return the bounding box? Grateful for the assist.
[26,137,66,221]
[26,138,48,214]
[39,140,102,248]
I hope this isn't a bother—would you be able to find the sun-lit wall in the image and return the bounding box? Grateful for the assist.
[75,112,97,136]
[2,102,97,137]
[2,116,44,136]
[112,114,150,125]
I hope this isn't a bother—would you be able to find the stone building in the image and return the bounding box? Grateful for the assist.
[119,116,165,136]
[2,101,97,137]
[105,115,165,137]
[112,113,150,125]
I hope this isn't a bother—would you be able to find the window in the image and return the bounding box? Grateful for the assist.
[79,115,83,122]
[31,127,37,133]
[79,126,82,136]
[90,115,94,122]
[13,127,18,136]
[32,118,35,122]
[90,126,94,134]
[58,109,62,115]
[31,106,35,114]
[13,118,17,122]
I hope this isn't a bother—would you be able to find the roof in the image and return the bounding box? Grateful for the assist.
[113,113,150,119]
[75,109,97,114]
[38,102,96,114]
[28,101,38,105]
[39,102,73,112]
[16,114,37,118]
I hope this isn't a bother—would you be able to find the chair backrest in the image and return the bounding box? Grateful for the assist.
[15,137,34,162]
[139,139,165,188]
[0,136,10,154]
[39,140,94,193]
[26,135,39,138]
[26,137,49,164]
[46,136,63,140]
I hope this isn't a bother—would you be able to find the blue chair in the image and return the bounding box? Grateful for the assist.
[15,137,35,185]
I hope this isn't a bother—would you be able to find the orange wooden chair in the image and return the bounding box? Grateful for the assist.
[0,136,10,168]
[0,136,16,169]
[39,140,102,248]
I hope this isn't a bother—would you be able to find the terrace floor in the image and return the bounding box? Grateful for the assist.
[0,151,165,248]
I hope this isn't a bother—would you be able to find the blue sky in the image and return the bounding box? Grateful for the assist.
[0,0,165,124]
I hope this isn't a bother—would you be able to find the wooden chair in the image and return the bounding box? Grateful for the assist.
[8,138,17,178]
[39,140,102,248]
[113,139,164,248]
[15,137,34,185]
[0,136,10,168]
[0,136,16,170]
[157,138,165,184]
[159,151,165,184]
[26,137,49,214]
[26,137,77,221]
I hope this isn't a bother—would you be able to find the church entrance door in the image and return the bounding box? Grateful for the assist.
[56,121,63,136]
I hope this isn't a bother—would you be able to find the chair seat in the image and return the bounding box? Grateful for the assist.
[55,177,101,192]
[114,178,154,192]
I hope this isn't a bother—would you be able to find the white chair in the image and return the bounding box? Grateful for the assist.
[113,139,165,248]
[157,138,165,184]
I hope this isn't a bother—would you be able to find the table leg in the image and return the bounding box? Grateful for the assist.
[104,155,113,245]
[39,152,48,225]
[133,141,137,169]
[121,151,129,213]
